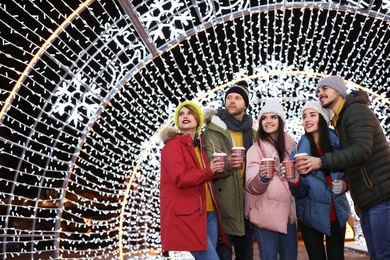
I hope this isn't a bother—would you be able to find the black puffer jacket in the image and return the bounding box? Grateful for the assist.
[321,90,390,214]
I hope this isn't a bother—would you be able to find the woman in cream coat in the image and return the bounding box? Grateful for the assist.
[245,99,298,260]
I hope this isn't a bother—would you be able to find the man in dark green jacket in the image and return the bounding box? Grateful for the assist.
[203,82,257,260]
[297,75,390,259]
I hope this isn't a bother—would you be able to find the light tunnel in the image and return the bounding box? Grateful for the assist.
[0,0,389,259]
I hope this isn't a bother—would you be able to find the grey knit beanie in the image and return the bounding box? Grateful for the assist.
[258,99,286,124]
[302,101,331,125]
[317,76,347,98]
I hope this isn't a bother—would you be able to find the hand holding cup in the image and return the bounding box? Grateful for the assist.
[260,158,275,179]
[282,160,296,180]
[213,152,227,173]
[226,147,245,170]
[231,147,245,158]
[294,153,308,174]
[230,147,245,169]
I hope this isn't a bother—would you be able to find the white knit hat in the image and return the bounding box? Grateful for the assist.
[258,99,286,124]
[301,101,331,125]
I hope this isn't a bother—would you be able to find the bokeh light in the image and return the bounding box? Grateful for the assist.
[0,0,389,259]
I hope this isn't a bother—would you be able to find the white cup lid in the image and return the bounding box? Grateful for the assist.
[294,153,308,158]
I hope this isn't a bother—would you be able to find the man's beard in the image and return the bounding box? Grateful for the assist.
[227,107,245,117]
[322,101,331,109]
[321,97,335,109]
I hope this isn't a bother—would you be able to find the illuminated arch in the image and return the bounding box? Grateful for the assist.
[0,0,389,259]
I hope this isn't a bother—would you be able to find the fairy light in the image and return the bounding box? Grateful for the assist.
[0,0,389,259]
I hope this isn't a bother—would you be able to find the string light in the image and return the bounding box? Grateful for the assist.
[0,0,389,259]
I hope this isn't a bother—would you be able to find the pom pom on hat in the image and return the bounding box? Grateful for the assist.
[174,101,204,133]
[258,99,286,124]
[301,101,331,125]
[317,76,347,98]
[225,84,250,107]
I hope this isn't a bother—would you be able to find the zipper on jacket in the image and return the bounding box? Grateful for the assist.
[360,166,372,188]
[198,195,203,215]
[198,134,207,169]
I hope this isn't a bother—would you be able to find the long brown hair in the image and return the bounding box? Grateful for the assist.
[304,114,331,156]
[257,116,286,161]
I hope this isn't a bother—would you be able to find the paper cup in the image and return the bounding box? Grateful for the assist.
[282,160,296,179]
[261,158,275,179]
[294,153,308,163]
[231,146,245,159]
[294,152,308,173]
[213,152,227,173]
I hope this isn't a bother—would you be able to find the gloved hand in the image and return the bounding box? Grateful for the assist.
[281,165,300,183]
[280,165,286,178]
[332,180,345,194]
[258,172,271,183]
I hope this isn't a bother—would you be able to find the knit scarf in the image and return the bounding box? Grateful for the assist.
[217,109,254,152]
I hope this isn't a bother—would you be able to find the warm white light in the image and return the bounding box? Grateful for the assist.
[0,0,388,259]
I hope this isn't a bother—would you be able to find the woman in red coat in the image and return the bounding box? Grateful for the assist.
[160,101,227,259]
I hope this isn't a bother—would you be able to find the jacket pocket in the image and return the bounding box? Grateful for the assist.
[360,167,372,188]
[174,202,200,216]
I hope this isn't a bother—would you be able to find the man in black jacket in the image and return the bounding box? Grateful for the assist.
[296,75,390,259]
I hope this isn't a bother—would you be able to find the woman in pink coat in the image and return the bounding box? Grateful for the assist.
[245,99,298,260]
[160,101,227,259]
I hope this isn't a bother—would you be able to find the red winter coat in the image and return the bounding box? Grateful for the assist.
[160,129,225,252]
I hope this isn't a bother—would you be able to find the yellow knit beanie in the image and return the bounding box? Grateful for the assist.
[174,101,204,133]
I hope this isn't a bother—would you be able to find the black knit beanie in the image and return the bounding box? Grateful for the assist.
[225,84,250,107]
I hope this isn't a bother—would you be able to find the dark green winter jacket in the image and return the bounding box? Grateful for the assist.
[321,90,390,214]
[203,108,257,236]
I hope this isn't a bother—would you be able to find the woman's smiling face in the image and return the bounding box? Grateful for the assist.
[178,106,197,132]
[302,108,320,134]
[261,112,279,139]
